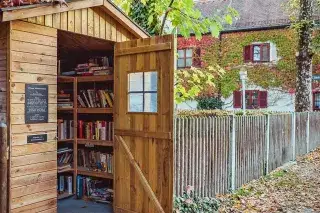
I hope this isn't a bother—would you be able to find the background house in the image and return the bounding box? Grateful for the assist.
[177,0,320,111]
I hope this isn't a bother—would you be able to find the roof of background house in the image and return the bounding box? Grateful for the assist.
[195,0,291,31]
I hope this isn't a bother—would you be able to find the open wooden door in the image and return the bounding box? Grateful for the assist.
[114,35,174,213]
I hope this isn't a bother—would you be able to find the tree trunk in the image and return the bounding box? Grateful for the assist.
[295,0,313,112]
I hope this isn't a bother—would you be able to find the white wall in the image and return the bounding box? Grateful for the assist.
[222,84,295,112]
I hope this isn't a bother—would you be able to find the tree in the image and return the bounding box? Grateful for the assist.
[115,0,237,103]
[115,0,237,38]
[129,0,161,35]
[295,0,314,112]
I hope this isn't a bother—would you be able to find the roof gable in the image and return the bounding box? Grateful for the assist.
[0,0,149,39]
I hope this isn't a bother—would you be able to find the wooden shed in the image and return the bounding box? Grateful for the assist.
[0,1,174,212]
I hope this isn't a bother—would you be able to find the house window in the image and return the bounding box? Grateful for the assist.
[177,48,201,68]
[128,71,158,113]
[244,43,270,63]
[233,90,268,109]
[313,92,320,110]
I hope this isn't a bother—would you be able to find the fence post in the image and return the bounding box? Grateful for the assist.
[291,112,296,161]
[265,114,270,175]
[0,123,7,213]
[230,115,236,191]
[306,112,310,153]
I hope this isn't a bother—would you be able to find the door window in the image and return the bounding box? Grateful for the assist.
[128,71,158,113]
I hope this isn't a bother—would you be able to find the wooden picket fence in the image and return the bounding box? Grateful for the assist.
[174,112,320,197]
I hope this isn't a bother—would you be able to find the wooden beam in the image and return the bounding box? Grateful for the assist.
[114,135,165,213]
[115,42,171,56]
[114,129,172,140]
[1,0,104,22]
[102,0,149,39]
[0,124,7,213]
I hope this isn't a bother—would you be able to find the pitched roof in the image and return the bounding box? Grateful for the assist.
[0,0,149,38]
[195,0,291,31]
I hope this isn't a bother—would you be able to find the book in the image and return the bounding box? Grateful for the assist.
[78,120,113,141]
[78,149,113,174]
[58,120,74,140]
[78,89,114,108]
[67,176,73,195]
[59,175,65,192]
[76,176,83,199]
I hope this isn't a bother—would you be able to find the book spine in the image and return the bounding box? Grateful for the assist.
[67,176,73,194]
[59,175,64,192]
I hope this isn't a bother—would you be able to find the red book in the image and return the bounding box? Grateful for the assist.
[78,120,83,139]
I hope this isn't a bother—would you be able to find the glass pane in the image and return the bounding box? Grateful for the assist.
[144,72,157,92]
[253,46,261,61]
[129,72,143,92]
[186,58,192,67]
[144,93,157,112]
[261,45,269,61]
[178,59,185,68]
[315,93,320,109]
[252,91,259,107]
[178,50,184,58]
[186,49,193,57]
[129,93,143,112]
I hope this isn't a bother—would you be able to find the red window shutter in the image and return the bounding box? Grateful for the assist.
[244,45,252,63]
[259,91,268,108]
[233,91,242,108]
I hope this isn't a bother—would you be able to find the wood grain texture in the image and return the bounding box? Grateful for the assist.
[114,35,174,213]
[9,21,58,212]
[11,188,56,209]
[11,198,56,213]
[22,5,143,42]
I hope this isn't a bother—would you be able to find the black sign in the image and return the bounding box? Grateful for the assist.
[27,134,47,143]
[25,84,48,124]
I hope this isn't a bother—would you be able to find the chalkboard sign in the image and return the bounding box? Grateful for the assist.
[25,84,49,124]
[27,134,47,143]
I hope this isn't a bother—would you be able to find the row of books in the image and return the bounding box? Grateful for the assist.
[58,175,73,194]
[78,89,114,108]
[76,176,113,203]
[58,120,74,140]
[58,93,73,108]
[78,149,113,174]
[58,148,73,168]
[78,120,114,141]
[61,57,113,77]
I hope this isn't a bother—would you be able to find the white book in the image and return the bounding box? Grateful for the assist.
[67,176,72,194]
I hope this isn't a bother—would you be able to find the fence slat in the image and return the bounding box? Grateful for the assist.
[174,112,320,197]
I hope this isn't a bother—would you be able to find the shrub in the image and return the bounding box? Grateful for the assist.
[174,186,220,213]
[197,97,223,110]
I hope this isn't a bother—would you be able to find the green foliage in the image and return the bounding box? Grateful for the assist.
[197,97,223,110]
[174,66,224,104]
[115,0,238,37]
[174,186,220,213]
[202,29,299,98]
[128,0,160,35]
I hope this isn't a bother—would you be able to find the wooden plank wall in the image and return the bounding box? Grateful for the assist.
[26,6,135,43]
[235,116,266,189]
[9,20,58,213]
[0,22,8,124]
[174,117,230,197]
[114,35,174,213]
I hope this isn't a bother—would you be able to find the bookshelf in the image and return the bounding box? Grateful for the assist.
[57,74,114,203]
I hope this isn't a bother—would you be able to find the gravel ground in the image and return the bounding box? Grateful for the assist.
[218,148,320,213]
